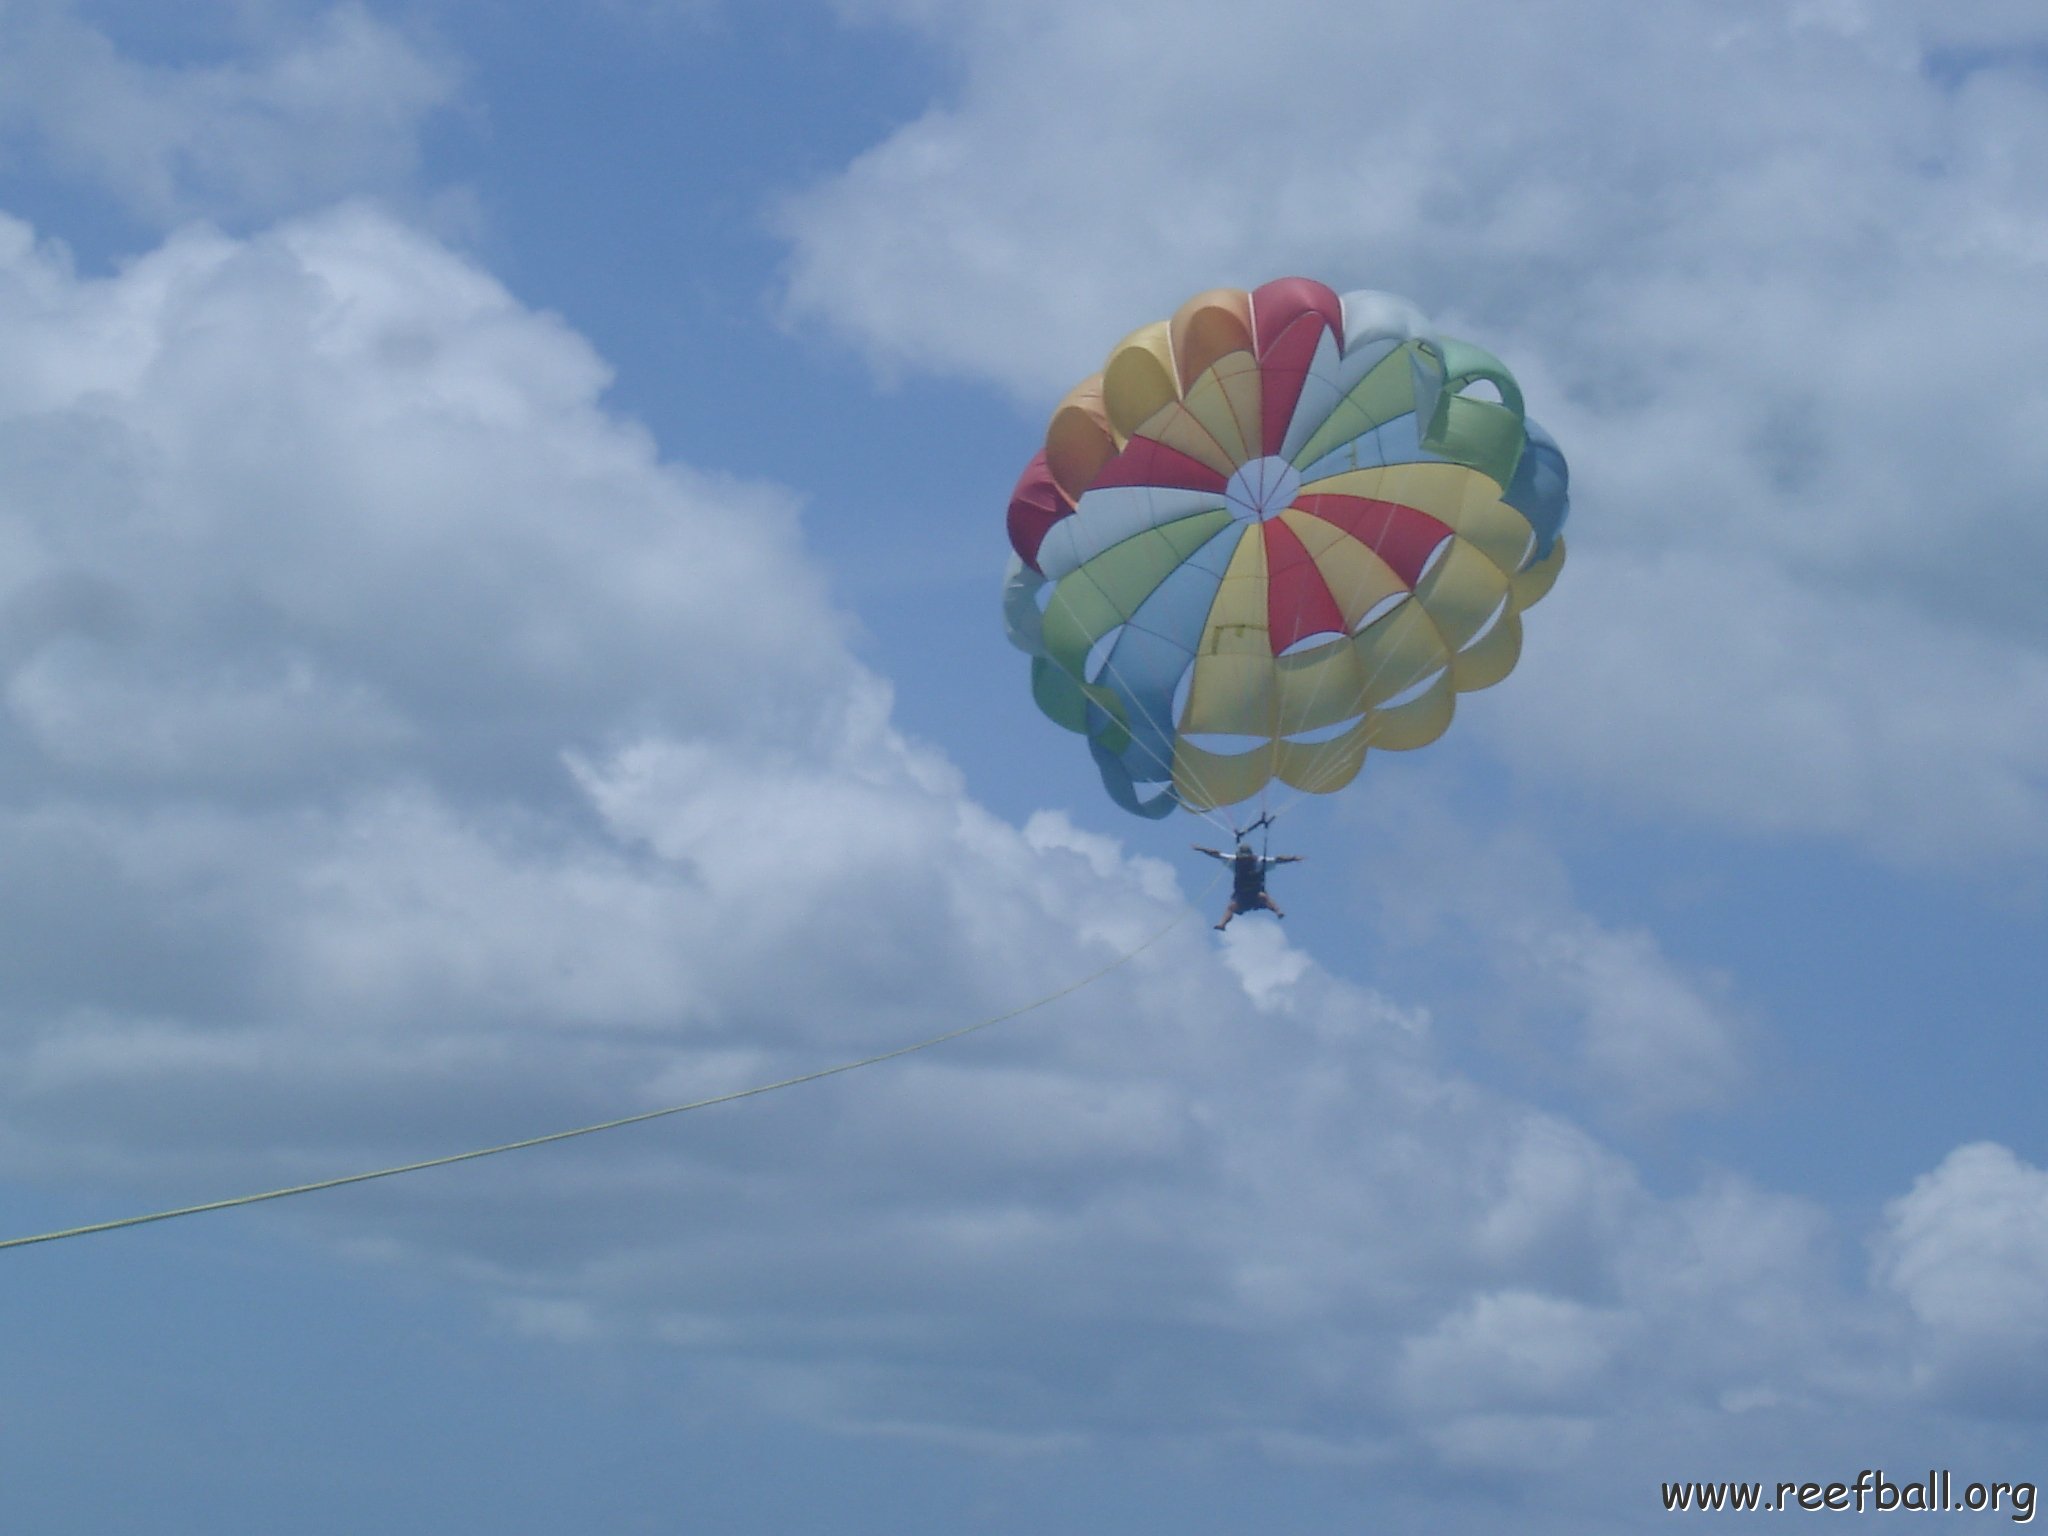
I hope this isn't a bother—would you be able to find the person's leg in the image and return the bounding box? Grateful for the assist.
[1260,892,1285,919]
[1215,900,1239,930]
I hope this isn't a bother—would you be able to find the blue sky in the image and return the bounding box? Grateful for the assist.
[1,1,2046,1530]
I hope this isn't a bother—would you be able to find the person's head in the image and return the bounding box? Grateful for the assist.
[1236,843,1255,860]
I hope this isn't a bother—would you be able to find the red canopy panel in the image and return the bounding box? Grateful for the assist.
[1006,450,1072,572]
[1251,278,1343,458]
[1262,517,1347,654]
[1089,434,1231,495]
[1251,277,1343,354]
[1294,494,1452,589]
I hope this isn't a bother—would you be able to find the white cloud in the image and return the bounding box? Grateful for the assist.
[1345,781,1751,1117]
[7,643,410,781]
[1876,1141,2048,1411]
[0,1,459,226]
[1491,549,2048,865]
[1216,920,1311,1012]
[779,0,2048,868]
[0,206,848,805]
[1397,1289,1628,1417]
[0,200,862,1194]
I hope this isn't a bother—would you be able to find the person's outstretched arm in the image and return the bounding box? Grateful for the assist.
[1192,845,1226,861]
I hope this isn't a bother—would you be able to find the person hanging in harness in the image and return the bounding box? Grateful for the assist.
[1193,842,1304,930]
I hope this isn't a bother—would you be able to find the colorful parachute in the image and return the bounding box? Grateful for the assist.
[1002,278,1569,819]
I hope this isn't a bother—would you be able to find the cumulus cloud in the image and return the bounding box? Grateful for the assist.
[0,203,831,1175]
[1876,1142,2048,1412]
[779,0,2048,867]
[1491,549,2048,865]
[0,1,458,226]
[1344,780,1750,1118]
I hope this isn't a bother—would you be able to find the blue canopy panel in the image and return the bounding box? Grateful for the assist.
[1084,523,1242,792]
[1296,412,1447,485]
[1505,417,1570,563]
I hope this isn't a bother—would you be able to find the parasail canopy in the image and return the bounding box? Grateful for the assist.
[1002,278,1569,820]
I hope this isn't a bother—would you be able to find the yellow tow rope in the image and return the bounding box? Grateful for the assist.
[1,874,1221,1252]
